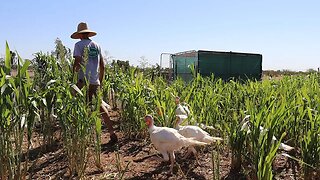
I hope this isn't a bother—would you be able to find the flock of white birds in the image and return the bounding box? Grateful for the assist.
[144,97,223,173]
[144,97,294,174]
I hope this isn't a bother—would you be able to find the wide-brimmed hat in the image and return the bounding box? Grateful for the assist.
[71,22,97,39]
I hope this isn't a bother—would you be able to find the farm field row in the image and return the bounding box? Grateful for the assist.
[1,44,319,179]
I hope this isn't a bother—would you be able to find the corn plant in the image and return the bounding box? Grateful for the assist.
[2,39,320,179]
[32,50,73,147]
[300,108,320,179]
[297,74,320,179]
[246,104,286,179]
[0,42,35,179]
[151,77,178,127]
[116,68,153,137]
[114,149,131,180]
[56,80,102,177]
[221,81,248,172]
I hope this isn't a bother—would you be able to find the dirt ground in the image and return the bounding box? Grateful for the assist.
[22,113,306,180]
[25,132,235,179]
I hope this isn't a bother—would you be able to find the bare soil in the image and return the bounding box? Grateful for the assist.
[22,112,306,180]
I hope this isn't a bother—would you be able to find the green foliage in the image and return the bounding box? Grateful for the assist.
[0,43,34,179]
[1,40,320,179]
[4,41,11,74]
[57,81,102,176]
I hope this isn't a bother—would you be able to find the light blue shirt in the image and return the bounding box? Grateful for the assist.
[73,39,102,85]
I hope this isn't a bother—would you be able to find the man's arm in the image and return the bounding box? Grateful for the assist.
[72,56,81,84]
[73,56,81,73]
[99,55,105,84]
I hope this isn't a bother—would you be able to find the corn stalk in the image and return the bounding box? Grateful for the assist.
[0,42,35,179]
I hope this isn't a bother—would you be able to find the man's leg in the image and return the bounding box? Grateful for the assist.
[89,84,118,145]
[100,105,118,144]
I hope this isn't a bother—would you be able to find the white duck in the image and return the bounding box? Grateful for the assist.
[174,115,223,161]
[175,97,191,117]
[145,115,207,173]
[240,115,294,151]
[175,96,215,130]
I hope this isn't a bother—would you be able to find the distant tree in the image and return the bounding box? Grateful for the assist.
[306,68,317,73]
[103,50,114,65]
[139,56,149,69]
[0,56,4,66]
[10,51,17,68]
[281,69,295,76]
[0,48,6,72]
[111,59,130,71]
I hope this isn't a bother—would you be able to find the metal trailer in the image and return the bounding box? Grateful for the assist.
[165,50,262,81]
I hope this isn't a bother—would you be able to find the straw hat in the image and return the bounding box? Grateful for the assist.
[71,22,97,39]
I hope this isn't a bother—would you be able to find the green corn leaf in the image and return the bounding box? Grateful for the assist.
[0,76,5,87]
[95,118,102,134]
[31,100,38,109]
[41,98,47,107]
[5,41,11,74]
[19,58,31,76]
[71,83,83,96]
[1,84,8,95]
[307,108,313,121]
[281,153,316,169]
[46,79,57,87]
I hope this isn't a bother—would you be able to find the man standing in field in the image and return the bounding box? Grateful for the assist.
[71,22,118,145]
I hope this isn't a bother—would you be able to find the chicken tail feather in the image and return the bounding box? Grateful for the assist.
[183,138,207,146]
[203,136,223,143]
[279,143,294,151]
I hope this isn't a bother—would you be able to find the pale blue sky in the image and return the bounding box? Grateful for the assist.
[1,0,319,71]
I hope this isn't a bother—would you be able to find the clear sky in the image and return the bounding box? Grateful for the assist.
[1,0,319,71]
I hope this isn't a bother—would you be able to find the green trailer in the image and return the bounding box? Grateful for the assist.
[171,50,262,81]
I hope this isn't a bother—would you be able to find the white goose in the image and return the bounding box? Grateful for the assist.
[175,98,190,117]
[240,115,294,151]
[145,115,207,173]
[175,96,215,130]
